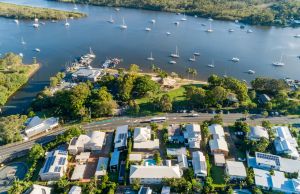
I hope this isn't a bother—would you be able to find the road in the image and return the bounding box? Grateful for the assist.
[0,113,299,163]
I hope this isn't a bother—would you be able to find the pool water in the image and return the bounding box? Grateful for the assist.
[143,159,156,166]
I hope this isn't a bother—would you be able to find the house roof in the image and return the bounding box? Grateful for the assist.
[95,157,109,176]
[184,124,201,139]
[161,186,171,194]
[134,127,151,142]
[129,165,181,179]
[110,151,120,167]
[25,116,59,137]
[129,154,142,162]
[68,186,82,194]
[134,139,159,149]
[28,184,52,194]
[85,131,106,148]
[71,164,86,180]
[40,150,67,175]
[208,124,225,137]
[249,126,269,140]
[75,152,90,161]
[166,147,187,156]
[138,186,152,194]
[177,154,188,169]
[226,161,246,177]
[192,151,207,176]
[214,153,226,164]
[114,125,128,149]
[209,138,228,152]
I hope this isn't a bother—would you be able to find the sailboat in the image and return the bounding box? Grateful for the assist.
[166,32,171,36]
[189,55,196,62]
[107,15,114,23]
[73,3,78,10]
[206,22,213,32]
[231,57,240,62]
[181,14,187,21]
[21,37,26,45]
[150,19,156,24]
[32,16,39,28]
[88,47,96,58]
[19,53,24,57]
[272,54,285,66]
[120,17,127,29]
[147,52,154,61]
[34,48,41,52]
[65,18,70,26]
[169,60,176,64]
[247,70,255,74]
[14,19,19,24]
[194,52,200,56]
[228,29,234,32]
[207,60,215,68]
[170,46,180,58]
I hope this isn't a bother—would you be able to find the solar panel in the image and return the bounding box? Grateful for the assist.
[58,157,66,165]
[43,156,56,173]
[58,150,67,155]
[54,166,61,172]
[256,152,280,166]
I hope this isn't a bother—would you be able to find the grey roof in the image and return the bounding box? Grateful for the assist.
[192,151,207,176]
[258,94,271,104]
[114,125,128,149]
[226,161,247,178]
[249,126,269,140]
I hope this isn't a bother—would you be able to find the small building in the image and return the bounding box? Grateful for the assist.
[68,186,82,194]
[192,151,207,178]
[75,152,90,164]
[39,150,68,181]
[209,138,229,156]
[68,131,106,155]
[71,164,86,181]
[24,184,52,194]
[183,124,201,149]
[24,116,59,138]
[114,125,128,151]
[129,153,142,162]
[167,124,184,143]
[249,126,269,141]
[161,186,171,194]
[138,186,153,194]
[166,147,187,156]
[133,127,159,150]
[258,94,271,104]
[177,154,188,169]
[110,150,120,172]
[72,66,103,82]
[225,161,247,180]
[95,157,109,177]
[129,162,182,184]
[274,126,299,159]
[208,124,225,138]
[214,153,226,167]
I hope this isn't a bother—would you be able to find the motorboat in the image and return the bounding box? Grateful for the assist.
[145,27,151,31]
[147,52,154,61]
[206,23,213,32]
[151,19,156,24]
[194,52,200,56]
[208,18,213,22]
[169,60,176,64]
[73,4,78,10]
[120,17,127,29]
[170,46,180,58]
[174,21,180,25]
[14,19,19,24]
[247,70,255,74]
[166,32,171,36]
[231,57,240,62]
[272,54,285,66]
[181,14,187,21]
[19,53,24,57]
[247,29,253,33]
[115,8,120,11]
[189,55,196,62]
[207,60,215,68]
[33,23,39,28]
[235,20,239,23]
[108,15,114,23]
[34,48,40,52]
[21,37,26,45]
[228,29,234,32]
[65,19,70,26]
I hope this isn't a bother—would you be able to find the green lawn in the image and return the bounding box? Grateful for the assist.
[211,165,225,184]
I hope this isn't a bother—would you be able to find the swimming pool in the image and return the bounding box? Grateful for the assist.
[143,159,156,166]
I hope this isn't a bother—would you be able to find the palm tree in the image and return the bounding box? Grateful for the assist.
[186,68,192,79]
[191,68,197,80]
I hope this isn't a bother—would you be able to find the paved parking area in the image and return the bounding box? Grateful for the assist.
[0,162,28,194]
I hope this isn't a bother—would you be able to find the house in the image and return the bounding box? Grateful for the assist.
[167,124,184,143]
[166,147,187,156]
[254,168,300,193]
[110,150,120,172]
[129,161,182,184]
[72,66,103,82]
[208,124,225,138]
[225,161,247,180]
[177,154,188,169]
[95,157,109,177]
[71,164,86,181]
[248,126,269,141]
[114,125,128,150]
[24,116,59,138]
[273,126,299,159]
[258,94,271,104]
[68,186,82,194]
[129,153,142,162]
[184,124,201,149]
[248,152,300,174]
[138,186,153,194]
[68,131,106,155]
[24,184,52,194]
[75,152,90,164]
[214,153,226,167]
[192,151,207,178]
[209,137,229,156]
[133,127,159,149]
[161,186,171,194]
[39,150,68,181]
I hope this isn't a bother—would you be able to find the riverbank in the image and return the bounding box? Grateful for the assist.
[0,2,86,20]
[57,0,299,27]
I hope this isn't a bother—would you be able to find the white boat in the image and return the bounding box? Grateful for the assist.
[169,60,176,64]
[247,29,253,33]
[235,20,239,23]
[208,18,213,22]
[194,15,198,18]
[272,54,285,66]
[33,23,39,28]
[231,57,240,62]
[147,52,154,61]
[247,70,255,74]
[87,47,96,58]
[14,19,19,24]
[194,52,200,56]
[115,8,120,11]
[21,37,26,45]
[34,48,40,52]
[19,53,24,57]
[34,17,39,23]
[294,34,300,38]
[73,4,78,10]
[207,60,215,68]
[174,21,180,25]
[107,15,114,23]
[166,32,171,36]
[206,23,213,32]
[151,19,156,24]
[120,17,127,29]
[189,55,196,62]
[228,29,234,32]
[65,19,70,26]
[145,27,151,31]
[181,14,187,21]
[170,46,180,58]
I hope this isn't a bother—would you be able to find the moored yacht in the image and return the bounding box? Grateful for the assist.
[228,29,234,32]
[120,17,127,29]
[231,57,240,62]
[14,19,19,24]
[207,60,215,68]
[169,60,176,64]
[65,18,70,26]
[145,27,151,31]
[193,52,200,56]
[247,70,255,74]
[294,34,300,38]
[181,14,187,21]
[147,52,154,61]
[166,32,171,36]
[247,29,253,33]
[34,48,40,52]
[206,23,213,32]
[272,54,285,66]
[151,19,156,24]
[21,37,26,45]
[107,15,114,23]
[189,55,196,62]
[174,21,180,25]
[170,46,180,58]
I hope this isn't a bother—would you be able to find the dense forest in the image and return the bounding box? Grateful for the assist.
[0,2,86,20]
[0,53,39,106]
[58,0,300,26]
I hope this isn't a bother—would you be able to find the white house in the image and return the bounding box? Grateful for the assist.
[24,116,59,138]
[95,157,109,177]
[248,126,269,141]
[68,131,106,155]
[225,161,247,180]
[129,162,182,184]
[72,66,103,82]
[68,186,82,194]
[192,151,207,178]
[273,126,299,159]
[184,124,201,149]
[177,154,188,169]
[71,164,86,181]
[254,168,300,193]
[208,124,229,156]
[133,127,159,150]
[208,124,225,139]
[24,184,52,194]
[114,125,128,150]
[39,150,68,181]
[75,152,90,164]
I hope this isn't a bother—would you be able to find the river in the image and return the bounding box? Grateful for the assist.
[1,0,300,115]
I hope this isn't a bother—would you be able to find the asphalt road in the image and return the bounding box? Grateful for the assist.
[0,113,299,163]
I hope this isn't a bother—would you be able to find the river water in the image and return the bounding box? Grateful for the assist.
[1,0,300,115]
